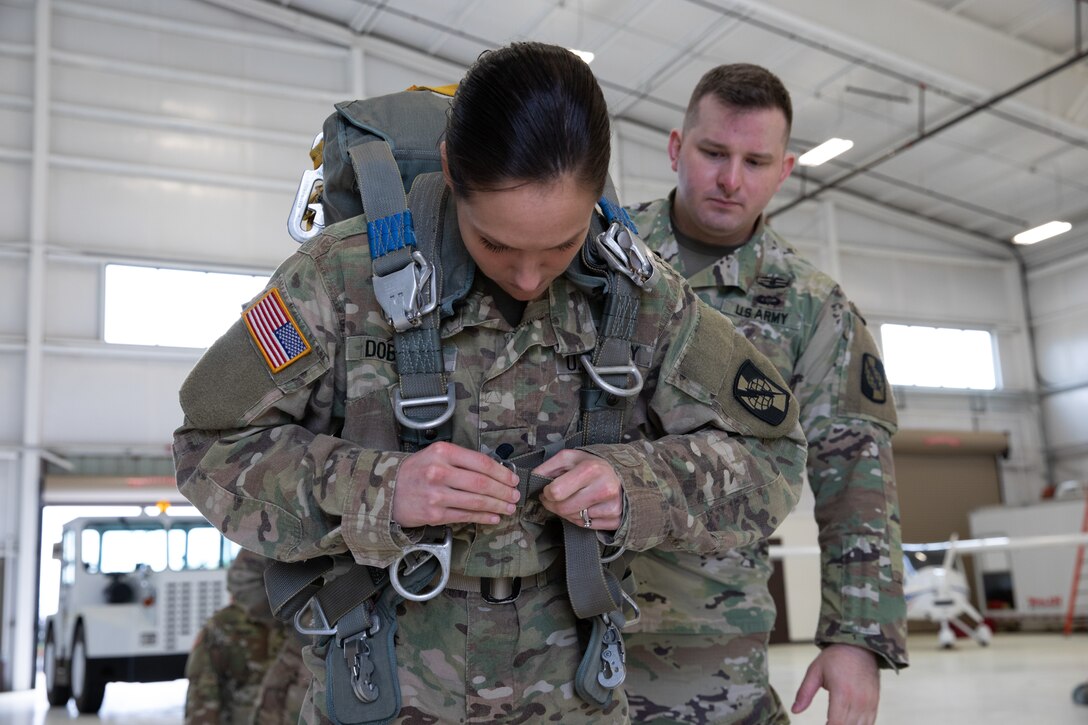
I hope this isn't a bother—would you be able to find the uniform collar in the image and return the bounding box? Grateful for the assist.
[440,264,598,357]
[640,191,765,293]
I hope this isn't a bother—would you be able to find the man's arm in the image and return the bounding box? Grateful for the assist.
[796,293,907,670]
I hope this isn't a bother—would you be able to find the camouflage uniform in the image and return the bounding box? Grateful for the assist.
[623,195,908,723]
[174,199,809,724]
[249,633,310,725]
[185,550,287,725]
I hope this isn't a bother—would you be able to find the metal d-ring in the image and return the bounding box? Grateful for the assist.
[579,355,644,398]
[393,383,456,430]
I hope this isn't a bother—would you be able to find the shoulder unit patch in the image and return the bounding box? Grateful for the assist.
[861,352,889,404]
[733,359,791,426]
[242,288,312,372]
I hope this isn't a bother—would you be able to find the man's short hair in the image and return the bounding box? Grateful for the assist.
[684,63,793,139]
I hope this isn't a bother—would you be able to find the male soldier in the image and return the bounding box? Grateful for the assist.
[185,549,291,725]
[623,64,908,725]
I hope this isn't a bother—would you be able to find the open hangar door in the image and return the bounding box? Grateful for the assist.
[39,455,193,618]
[893,429,1011,630]
[35,456,199,686]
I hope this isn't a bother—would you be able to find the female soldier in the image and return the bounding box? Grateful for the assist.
[174,42,805,723]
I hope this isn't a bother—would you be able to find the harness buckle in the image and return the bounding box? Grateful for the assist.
[594,221,659,290]
[287,132,326,244]
[373,250,439,333]
[389,528,452,602]
[481,576,522,604]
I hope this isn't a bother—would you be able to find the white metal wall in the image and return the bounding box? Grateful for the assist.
[0,0,446,691]
[0,0,1072,691]
[1029,250,1088,488]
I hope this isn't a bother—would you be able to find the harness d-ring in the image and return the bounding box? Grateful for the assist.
[579,356,644,398]
[393,383,457,430]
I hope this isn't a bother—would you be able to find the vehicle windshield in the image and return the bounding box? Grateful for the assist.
[80,519,235,574]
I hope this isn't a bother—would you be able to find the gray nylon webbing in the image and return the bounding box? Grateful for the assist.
[566,186,643,618]
[349,141,408,224]
[264,556,334,621]
[313,565,382,632]
[391,173,450,448]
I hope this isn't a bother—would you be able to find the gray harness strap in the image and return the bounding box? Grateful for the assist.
[388,173,453,451]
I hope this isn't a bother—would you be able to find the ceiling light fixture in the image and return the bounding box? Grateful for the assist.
[798,137,854,167]
[569,48,595,64]
[1012,221,1072,245]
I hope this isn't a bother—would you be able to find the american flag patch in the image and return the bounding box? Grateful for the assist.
[242,288,312,372]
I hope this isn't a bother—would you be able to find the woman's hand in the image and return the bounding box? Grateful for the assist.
[392,442,521,528]
[535,450,623,531]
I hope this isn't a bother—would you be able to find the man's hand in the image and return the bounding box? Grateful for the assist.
[392,442,520,527]
[535,449,623,531]
[792,643,880,725]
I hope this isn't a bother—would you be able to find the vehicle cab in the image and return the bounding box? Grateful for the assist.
[43,513,236,713]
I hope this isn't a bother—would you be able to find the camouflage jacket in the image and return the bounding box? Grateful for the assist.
[174,197,807,583]
[184,603,286,725]
[627,195,908,669]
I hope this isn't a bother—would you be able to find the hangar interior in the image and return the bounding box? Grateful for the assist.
[1,0,1087,720]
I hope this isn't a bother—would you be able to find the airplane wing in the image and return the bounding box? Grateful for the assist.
[903,532,1088,554]
[769,532,1088,560]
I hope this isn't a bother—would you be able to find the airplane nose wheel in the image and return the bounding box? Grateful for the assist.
[1073,682,1088,706]
[938,623,956,649]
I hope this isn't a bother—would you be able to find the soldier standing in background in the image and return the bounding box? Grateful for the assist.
[248,632,311,725]
[185,549,291,725]
[623,63,908,725]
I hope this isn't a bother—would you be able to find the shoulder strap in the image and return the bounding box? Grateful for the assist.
[366,168,454,451]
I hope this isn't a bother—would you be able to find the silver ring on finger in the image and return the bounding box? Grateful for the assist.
[580,508,592,528]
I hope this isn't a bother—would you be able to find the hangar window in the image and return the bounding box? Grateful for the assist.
[879,323,997,390]
[104,264,268,348]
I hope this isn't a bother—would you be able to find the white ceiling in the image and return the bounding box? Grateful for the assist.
[215,0,1088,268]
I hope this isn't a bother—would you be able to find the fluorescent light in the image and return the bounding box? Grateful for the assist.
[569,48,595,64]
[798,137,854,167]
[1012,220,1072,245]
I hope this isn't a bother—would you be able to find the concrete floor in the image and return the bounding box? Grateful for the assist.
[1,632,1085,724]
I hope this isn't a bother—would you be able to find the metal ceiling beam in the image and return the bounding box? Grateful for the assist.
[205,0,1077,260]
[719,0,1088,139]
[771,48,1088,221]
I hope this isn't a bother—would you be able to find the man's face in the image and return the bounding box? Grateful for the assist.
[669,95,795,249]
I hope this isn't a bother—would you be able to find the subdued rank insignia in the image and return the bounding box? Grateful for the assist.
[733,359,790,425]
[756,274,792,289]
[242,288,312,373]
[861,353,888,404]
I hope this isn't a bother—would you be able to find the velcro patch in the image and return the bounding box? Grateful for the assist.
[242,288,312,373]
[861,353,889,404]
[733,359,791,426]
[840,315,898,429]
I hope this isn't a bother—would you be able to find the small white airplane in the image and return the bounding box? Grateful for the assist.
[902,532,1088,649]
[773,530,1088,650]
[903,535,992,648]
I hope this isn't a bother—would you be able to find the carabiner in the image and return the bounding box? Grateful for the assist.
[594,221,659,290]
[287,132,326,244]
